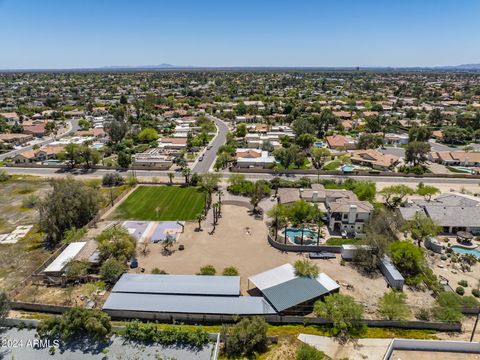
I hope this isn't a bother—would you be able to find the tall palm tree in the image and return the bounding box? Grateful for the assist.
[196,213,204,231]
[167,172,174,185]
[182,167,191,184]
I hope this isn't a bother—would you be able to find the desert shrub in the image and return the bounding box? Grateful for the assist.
[458,280,468,287]
[151,268,168,274]
[472,289,480,298]
[99,258,125,283]
[296,343,325,360]
[222,266,239,276]
[22,194,40,208]
[124,320,209,348]
[456,287,465,296]
[197,265,216,275]
[415,308,431,321]
[0,170,10,182]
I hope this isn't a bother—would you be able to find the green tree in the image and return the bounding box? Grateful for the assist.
[409,126,431,142]
[416,183,440,201]
[310,147,331,169]
[96,224,136,261]
[296,133,316,150]
[200,173,222,208]
[99,258,125,284]
[58,143,81,168]
[267,203,289,241]
[38,177,99,246]
[428,108,443,126]
[402,212,441,247]
[235,123,247,137]
[105,118,128,144]
[380,184,415,209]
[64,260,90,280]
[221,317,268,357]
[37,307,111,341]
[357,134,384,149]
[405,141,430,166]
[79,145,101,169]
[390,241,424,278]
[378,290,411,320]
[138,127,159,143]
[117,151,131,168]
[294,259,319,278]
[313,294,365,341]
[248,180,271,213]
[78,118,91,130]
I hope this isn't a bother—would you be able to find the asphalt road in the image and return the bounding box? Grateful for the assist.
[3,166,480,186]
[191,115,228,173]
[0,118,80,161]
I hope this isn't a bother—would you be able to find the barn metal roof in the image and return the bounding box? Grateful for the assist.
[102,293,276,315]
[111,273,240,296]
[262,277,330,312]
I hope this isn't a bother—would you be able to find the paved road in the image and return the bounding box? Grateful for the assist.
[191,115,228,173]
[3,166,480,186]
[0,118,80,161]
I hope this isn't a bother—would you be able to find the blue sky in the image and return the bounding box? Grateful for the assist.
[0,0,479,69]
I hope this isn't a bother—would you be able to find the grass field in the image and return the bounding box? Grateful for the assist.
[112,186,205,221]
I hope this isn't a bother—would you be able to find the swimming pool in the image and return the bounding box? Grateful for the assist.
[339,165,354,172]
[451,245,480,259]
[282,228,319,245]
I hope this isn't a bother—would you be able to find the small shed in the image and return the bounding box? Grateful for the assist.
[379,255,404,291]
[42,242,87,276]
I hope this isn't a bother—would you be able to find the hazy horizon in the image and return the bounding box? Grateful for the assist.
[1,0,479,70]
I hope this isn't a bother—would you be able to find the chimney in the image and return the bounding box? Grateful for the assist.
[348,205,357,224]
[312,191,318,202]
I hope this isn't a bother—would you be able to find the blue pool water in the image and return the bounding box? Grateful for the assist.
[451,246,480,259]
[339,165,354,172]
[283,228,318,245]
[91,143,104,149]
[313,142,325,148]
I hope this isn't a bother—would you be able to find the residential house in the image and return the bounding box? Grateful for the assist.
[158,137,187,151]
[429,151,480,167]
[0,112,19,124]
[277,184,373,236]
[384,133,409,145]
[23,123,46,138]
[13,145,64,163]
[0,133,33,145]
[326,135,357,150]
[133,149,173,169]
[350,149,400,170]
[235,148,275,168]
[398,193,480,235]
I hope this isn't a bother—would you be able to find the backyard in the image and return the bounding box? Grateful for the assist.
[111,185,206,221]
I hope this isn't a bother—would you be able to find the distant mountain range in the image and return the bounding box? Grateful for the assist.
[2,63,480,72]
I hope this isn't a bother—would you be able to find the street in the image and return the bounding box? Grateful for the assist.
[0,118,80,161]
[191,115,228,173]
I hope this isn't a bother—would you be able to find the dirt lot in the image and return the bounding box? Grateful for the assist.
[132,204,435,319]
[0,178,52,291]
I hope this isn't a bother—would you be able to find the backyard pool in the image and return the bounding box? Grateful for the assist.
[451,245,480,259]
[339,165,355,172]
[283,228,319,245]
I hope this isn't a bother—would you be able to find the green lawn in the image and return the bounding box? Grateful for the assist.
[322,160,342,171]
[325,237,362,246]
[112,186,206,221]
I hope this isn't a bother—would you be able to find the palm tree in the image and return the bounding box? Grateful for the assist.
[196,213,204,231]
[217,190,224,217]
[167,172,174,185]
[294,259,319,278]
[267,204,287,241]
[182,167,191,184]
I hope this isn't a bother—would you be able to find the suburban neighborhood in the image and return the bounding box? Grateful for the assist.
[1,1,480,359]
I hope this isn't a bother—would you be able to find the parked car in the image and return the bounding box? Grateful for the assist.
[129,258,138,269]
[199,155,204,161]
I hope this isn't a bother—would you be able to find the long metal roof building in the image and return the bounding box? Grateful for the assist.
[112,273,240,296]
[103,292,276,315]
